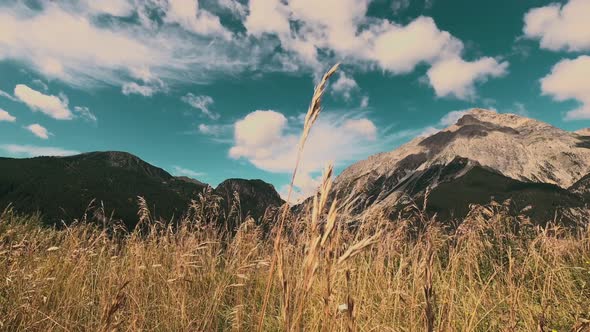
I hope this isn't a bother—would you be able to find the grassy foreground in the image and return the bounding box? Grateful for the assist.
[1,198,589,331]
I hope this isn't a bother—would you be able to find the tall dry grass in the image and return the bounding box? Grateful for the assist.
[1,200,590,331]
[1,65,590,331]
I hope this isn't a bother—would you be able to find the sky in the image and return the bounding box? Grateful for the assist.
[0,0,589,202]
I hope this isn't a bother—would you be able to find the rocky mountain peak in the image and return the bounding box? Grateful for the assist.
[331,109,590,219]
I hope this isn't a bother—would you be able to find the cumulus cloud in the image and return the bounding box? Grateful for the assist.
[242,1,505,97]
[0,109,16,122]
[0,1,505,99]
[524,0,590,52]
[182,94,220,120]
[0,144,78,157]
[369,17,463,74]
[427,57,509,100]
[229,110,384,200]
[14,84,73,120]
[245,0,292,37]
[25,124,51,139]
[540,55,590,120]
[162,0,232,39]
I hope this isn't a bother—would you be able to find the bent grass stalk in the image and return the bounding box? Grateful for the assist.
[256,63,340,331]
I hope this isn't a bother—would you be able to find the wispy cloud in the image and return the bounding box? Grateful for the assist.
[182,94,220,120]
[0,3,255,90]
[74,106,98,124]
[172,165,206,178]
[0,89,17,102]
[0,144,79,157]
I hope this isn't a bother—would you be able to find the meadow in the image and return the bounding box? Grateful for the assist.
[1,64,589,331]
[1,195,590,331]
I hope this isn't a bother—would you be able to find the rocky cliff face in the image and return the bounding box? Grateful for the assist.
[330,109,590,221]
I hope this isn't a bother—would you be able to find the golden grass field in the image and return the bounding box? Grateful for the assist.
[1,198,590,331]
[1,64,590,331]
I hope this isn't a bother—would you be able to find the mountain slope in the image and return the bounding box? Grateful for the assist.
[0,152,282,228]
[214,179,284,227]
[331,109,590,222]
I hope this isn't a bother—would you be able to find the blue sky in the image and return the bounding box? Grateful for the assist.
[0,0,589,201]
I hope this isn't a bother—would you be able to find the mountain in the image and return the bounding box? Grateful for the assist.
[0,151,282,228]
[331,109,590,222]
[215,179,284,228]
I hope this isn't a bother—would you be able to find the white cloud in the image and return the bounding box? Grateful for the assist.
[0,5,160,86]
[198,123,232,137]
[243,2,505,96]
[14,84,73,120]
[122,82,160,97]
[279,172,322,203]
[84,0,134,17]
[540,55,590,120]
[74,106,98,124]
[0,144,78,157]
[342,118,377,140]
[182,94,220,120]
[245,0,291,37]
[331,72,359,100]
[229,110,384,199]
[25,124,51,139]
[122,68,167,97]
[360,95,369,109]
[524,0,590,52]
[217,0,247,18]
[0,89,17,102]
[0,109,16,122]
[369,17,463,74]
[31,79,49,91]
[427,57,509,100]
[172,165,206,178]
[439,110,469,127]
[510,102,528,116]
[0,2,506,100]
[0,3,250,89]
[162,0,232,39]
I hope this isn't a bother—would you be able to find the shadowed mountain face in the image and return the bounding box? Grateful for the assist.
[3,109,590,228]
[215,179,284,228]
[0,151,282,228]
[330,109,590,223]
